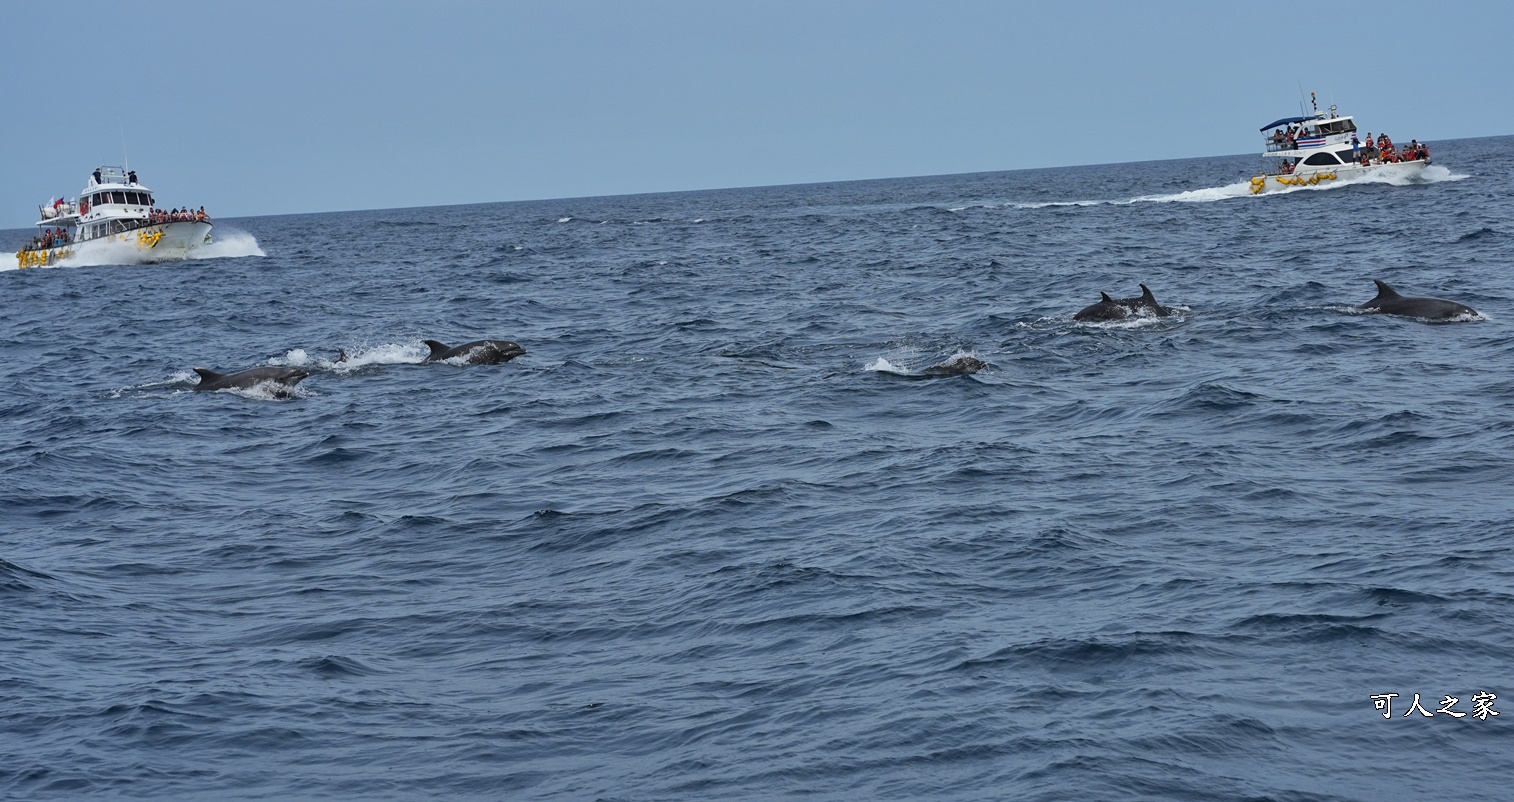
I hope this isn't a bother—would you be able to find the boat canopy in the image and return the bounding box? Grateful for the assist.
[1259,116,1316,132]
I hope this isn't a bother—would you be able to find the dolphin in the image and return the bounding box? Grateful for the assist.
[1074,292,1128,322]
[1074,284,1173,321]
[1358,279,1477,321]
[920,354,989,376]
[193,366,311,396]
[422,339,527,365]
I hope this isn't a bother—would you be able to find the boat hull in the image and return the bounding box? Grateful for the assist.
[1249,159,1428,194]
[14,220,213,269]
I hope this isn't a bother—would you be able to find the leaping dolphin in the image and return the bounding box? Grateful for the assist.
[1074,284,1173,321]
[1358,279,1478,321]
[422,339,527,365]
[192,366,311,396]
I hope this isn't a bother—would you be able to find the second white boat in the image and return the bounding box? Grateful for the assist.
[1249,93,1431,195]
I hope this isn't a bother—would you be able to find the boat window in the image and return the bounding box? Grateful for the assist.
[1335,150,1356,162]
[1302,152,1341,166]
[111,191,126,204]
[1316,119,1357,136]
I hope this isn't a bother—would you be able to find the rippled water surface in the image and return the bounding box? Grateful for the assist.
[4,137,1513,800]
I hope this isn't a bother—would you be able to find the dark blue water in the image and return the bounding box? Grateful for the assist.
[3,137,1512,801]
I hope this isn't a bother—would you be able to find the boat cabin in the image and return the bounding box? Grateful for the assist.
[1261,113,1358,152]
[1259,108,1368,170]
[74,166,155,241]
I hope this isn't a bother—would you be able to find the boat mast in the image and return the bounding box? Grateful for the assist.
[119,120,130,174]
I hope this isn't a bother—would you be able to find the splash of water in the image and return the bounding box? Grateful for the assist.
[1129,163,1467,204]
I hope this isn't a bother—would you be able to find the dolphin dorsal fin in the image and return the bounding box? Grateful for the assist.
[193,368,223,383]
[423,340,450,359]
[1372,279,1401,300]
[1100,292,1114,302]
[1139,284,1158,305]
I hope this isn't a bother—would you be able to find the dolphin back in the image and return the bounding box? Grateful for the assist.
[423,339,526,365]
[1360,279,1477,320]
[193,366,310,393]
[1137,284,1172,317]
[1360,279,1402,309]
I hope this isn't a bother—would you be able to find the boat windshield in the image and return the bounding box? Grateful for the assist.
[1314,118,1356,135]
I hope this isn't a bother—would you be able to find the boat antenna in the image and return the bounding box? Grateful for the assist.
[119,120,129,173]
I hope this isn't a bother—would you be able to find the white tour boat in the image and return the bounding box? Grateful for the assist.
[1249,93,1430,194]
[16,165,212,268]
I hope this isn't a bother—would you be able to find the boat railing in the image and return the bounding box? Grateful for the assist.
[19,230,73,252]
[88,166,133,186]
[94,213,214,235]
[28,212,214,248]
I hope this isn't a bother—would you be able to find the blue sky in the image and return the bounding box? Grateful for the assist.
[3,0,1509,225]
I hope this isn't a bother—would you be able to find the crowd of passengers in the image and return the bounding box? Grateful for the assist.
[26,227,72,250]
[1270,125,1430,169]
[150,206,209,223]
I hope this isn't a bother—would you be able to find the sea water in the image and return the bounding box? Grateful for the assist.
[2,136,1512,800]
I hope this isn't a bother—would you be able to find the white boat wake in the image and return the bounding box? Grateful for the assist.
[57,228,264,267]
[946,164,1469,213]
[1128,164,1467,204]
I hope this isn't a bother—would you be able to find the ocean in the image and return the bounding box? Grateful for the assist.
[2,136,1511,801]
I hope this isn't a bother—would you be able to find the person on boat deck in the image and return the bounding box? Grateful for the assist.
[127,170,137,184]
[92,168,102,184]
[1351,134,1360,159]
